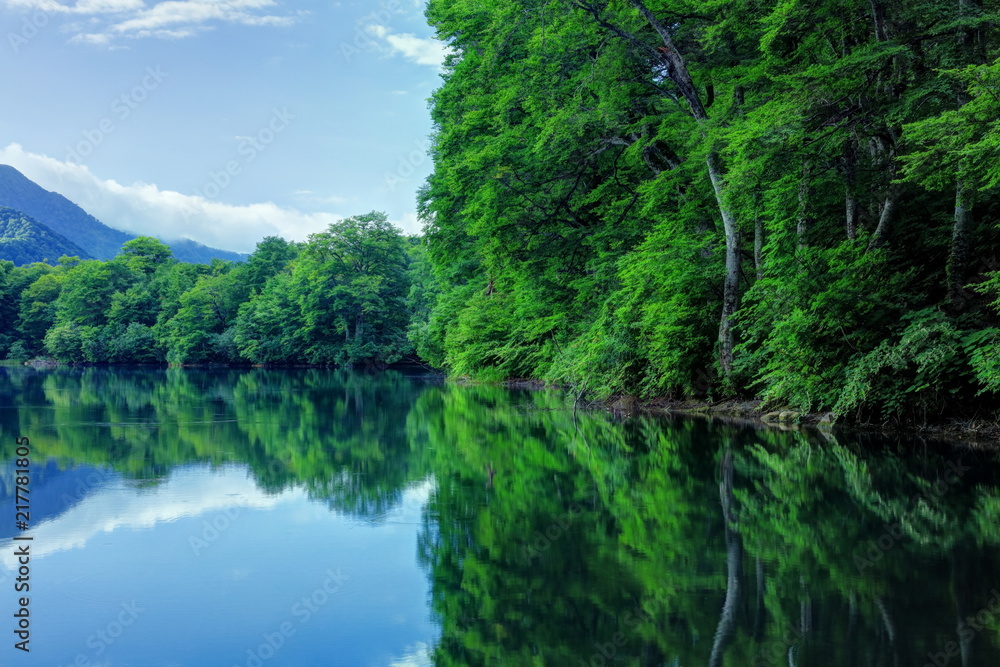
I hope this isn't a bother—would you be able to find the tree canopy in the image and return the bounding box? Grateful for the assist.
[414,0,1000,421]
[0,215,420,370]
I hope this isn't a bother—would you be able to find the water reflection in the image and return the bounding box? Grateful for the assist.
[412,384,1000,667]
[0,367,438,666]
[0,367,998,666]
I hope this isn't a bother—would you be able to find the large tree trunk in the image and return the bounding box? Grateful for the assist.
[865,0,900,251]
[706,155,741,375]
[867,134,899,250]
[797,159,812,248]
[355,309,365,343]
[868,185,897,250]
[869,0,890,41]
[754,218,764,281]
[842,145,860,240]
[947,181,974,309]
[948,0,982,309]
[845,190,859,240]
[628,0,741,376]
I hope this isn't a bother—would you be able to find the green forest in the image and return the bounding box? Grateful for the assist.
[4,0,1000,424]
[0,212,420,368]
[412,0,1000,422]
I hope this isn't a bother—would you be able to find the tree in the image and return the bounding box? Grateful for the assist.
[234,271,305,364]
[242,236,299,293]
[574,0,745,376]
[163,264,245,364]
[17,268,65,354]
[116,236,174,275]
[422,0,673,384]
[52,259,131,328]
[292,212,411,366]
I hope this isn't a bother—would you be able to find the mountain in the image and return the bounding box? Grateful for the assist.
[165,237,246,264]
[0,165,245,264]
[0,461,114,541]
[0,206,92,266]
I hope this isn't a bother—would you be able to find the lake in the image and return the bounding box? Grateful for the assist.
[0,366,998,666]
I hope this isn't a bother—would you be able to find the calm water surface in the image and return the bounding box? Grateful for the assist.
[0,367,998,666]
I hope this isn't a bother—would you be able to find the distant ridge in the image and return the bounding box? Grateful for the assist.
[0,165,246,264]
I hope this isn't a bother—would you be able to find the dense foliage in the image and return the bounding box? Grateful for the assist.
[0,212,417,368]
[415,0,1000,421]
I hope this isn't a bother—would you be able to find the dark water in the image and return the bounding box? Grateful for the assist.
[0,367,998,666]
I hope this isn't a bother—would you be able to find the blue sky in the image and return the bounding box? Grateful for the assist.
[0,0,446,253]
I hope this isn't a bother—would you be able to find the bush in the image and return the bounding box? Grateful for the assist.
[836,309,971,421]
[5,340,29,362]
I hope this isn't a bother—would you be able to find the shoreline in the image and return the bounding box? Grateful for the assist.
[9,360,999,446]
[613,396,1000,449]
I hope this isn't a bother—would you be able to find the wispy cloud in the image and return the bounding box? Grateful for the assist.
[5,0,144,13]
[384,32,448,67]
[3,0,295,45]
[361,21,449,69]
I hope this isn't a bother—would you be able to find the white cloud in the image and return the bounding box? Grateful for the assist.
[68,30,112,45]
[0,464,287,570]
[0,143,343,253]
[111,0,292,34]
[4,0,143,13]
[354,20,448,69]
[384,32,449,68]
[389,642,432,667]
[292,190,349,207]
[2,0,295,45]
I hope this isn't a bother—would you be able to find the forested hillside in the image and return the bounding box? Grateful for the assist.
[413,0,1000,421]
[0,212,417,368]
[0,207,92,266]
